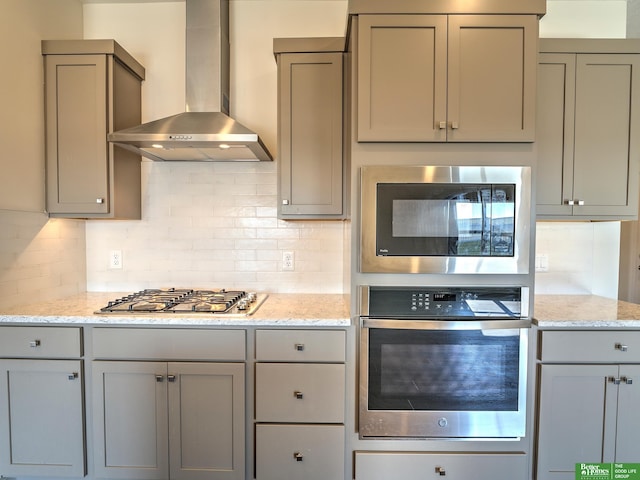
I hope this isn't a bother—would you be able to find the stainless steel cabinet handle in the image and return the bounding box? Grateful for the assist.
[294,391,304,400]
[435,466,446,476]
[610,377,621,385]
[438,121,447,129]
[577,200,585,206]
[293,452,304,462]
[155,375,164,382]
[566,200,575,206]
[294,343,305,352]
[68,372,79,380]
[29,340,41,348]
[622,376,633,385]
[167,375,176,382]
[450,121,459,130]
[615,343,628,352]
[96,198,104,204]
[282,199,289,205]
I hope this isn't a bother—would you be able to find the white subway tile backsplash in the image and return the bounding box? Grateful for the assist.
[85,161,347,293]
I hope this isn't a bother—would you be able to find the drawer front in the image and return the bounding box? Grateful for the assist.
[540,331,640,362]
[255,329,345,362]
[92,328,245,360]
[0,327,81,358]
[355,452,527,480]
[256,425,344,480]
[256,363,345,423]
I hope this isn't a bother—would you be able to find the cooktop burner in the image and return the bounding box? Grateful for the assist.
[96,288,267,316]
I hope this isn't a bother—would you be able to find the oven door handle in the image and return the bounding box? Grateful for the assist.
[361,317,531,330]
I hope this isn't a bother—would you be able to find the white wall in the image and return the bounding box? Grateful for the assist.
[0,0,87,309]
[83,1,350,293]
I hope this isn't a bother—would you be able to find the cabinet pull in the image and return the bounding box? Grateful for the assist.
[96,198,104,204]
[29,340,41,348]
[294,391,304,400]
[566,200,575,206]
[435,466,446,476]
[622,376,633,385]
[167,375,176,382]
[293,452,304,462]
[615,343,628,352]
[155,375,164,382]
[437,121,447,130]
[68,372,79,380]
[450,121,459,130]
[610,377,621,385]
[577,200,585,206]
[294,343,305,352]
[282,199,290,205]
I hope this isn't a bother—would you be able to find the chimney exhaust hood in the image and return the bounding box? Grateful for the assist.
[108,0,272,162]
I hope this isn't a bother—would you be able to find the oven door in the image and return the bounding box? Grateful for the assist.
[359,319,528,439]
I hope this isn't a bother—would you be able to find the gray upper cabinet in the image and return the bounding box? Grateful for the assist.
[537,39,640,220]
[43,40,145,219]
[356,14,538,143]
[274,38,345,219]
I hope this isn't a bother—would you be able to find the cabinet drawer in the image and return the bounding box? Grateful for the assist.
[255,329,345,362]
[256,425,344,480]
[540,331,640,362]
[0,327,81,358]
[255,363,345,423]
[92,328,245,360]
[355,452,527,480]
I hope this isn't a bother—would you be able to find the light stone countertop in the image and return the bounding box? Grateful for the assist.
[535,294,640,328]
[0,292,352,327]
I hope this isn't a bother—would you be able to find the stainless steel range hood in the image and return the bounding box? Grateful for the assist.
[108,0,272,162]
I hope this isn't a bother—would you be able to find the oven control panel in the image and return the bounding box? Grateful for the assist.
[362,286,524,318]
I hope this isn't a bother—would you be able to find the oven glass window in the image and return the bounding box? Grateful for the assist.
[376,183,515,257]
[367,328,520,411]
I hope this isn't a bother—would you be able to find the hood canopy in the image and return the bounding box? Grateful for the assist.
[108,0,272,162]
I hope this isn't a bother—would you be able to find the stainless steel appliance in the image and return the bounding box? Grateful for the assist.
[96,288,267,316]
[360,165,531,274]
[358,285,530,439]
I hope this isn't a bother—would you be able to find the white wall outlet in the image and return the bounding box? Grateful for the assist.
[282,251,294,271]
[109,250,123,269]
[535,253,549,272]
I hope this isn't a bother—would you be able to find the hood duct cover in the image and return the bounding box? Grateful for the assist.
[108,0,272,162]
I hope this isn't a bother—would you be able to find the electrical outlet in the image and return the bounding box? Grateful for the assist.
[109,250,123,269]
[535,254,548,272]
[282,251,294,271]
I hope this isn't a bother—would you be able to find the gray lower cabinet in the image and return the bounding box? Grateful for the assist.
[43,39,145,219]
[536,39,640,220]
[93,361,244,480]
[91,328,246,480]
[254,329,346,480]
[0,326,85,478]
[355,452,528,480]
[536,331,640,480]
[274,38,345,219]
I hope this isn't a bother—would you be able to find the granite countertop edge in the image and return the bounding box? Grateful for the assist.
[0,292,352,328]
[534,294,640,329]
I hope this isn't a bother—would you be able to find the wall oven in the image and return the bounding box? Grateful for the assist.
[359,285,530,439]
[360,165,531,274]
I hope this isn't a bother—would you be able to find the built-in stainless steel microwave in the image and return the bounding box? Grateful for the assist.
[360,165,531,274]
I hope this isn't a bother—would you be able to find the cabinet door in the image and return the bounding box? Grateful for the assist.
[355,451,527,480]
[536,364,619,480]
[572,54,640,217]
[447,15,537,142]
[0,359,85,478]
[357,14,447,142]
[168,362,245,480]
[536,53,576,216]
[278,52,344,218]
[615,364,640,462]
[92,361,169,480]
[45,54,109,215]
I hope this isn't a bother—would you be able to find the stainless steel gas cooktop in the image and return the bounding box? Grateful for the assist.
[96,288,267,316]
